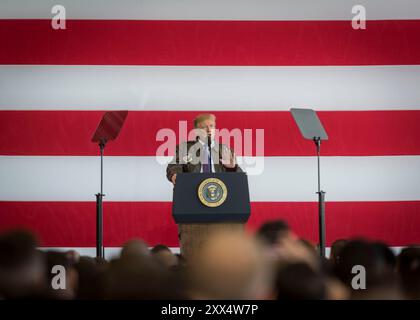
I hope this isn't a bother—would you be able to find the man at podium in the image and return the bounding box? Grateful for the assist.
[166,114,242,184]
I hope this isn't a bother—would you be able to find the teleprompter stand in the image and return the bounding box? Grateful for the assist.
[290,108,329,258]
[91,111,128,258]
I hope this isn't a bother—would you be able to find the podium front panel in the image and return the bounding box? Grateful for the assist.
[172,172,250,223]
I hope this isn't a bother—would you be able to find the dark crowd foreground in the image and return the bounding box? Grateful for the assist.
[0,221,420,300]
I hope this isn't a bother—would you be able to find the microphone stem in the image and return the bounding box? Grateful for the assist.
[208,136,212,173]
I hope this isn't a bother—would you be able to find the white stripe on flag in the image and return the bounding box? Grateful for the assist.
[1,0,420,20]
[1,65,420,111]
[1,156,420,202]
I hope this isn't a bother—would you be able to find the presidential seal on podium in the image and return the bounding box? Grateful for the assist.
[198,178,228,207]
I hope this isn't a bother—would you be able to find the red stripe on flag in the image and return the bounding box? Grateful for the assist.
[0,201,419,247]
[1,19,420,65]
[1,110,420,156]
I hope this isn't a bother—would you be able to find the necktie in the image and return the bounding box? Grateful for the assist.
[202,144,212,173]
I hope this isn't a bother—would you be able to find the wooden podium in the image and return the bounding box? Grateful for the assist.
[172,172,251,259]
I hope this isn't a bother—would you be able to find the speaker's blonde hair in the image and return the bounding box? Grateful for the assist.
[193,113,216,128]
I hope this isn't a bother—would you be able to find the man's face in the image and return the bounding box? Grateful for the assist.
[196,118,216,141]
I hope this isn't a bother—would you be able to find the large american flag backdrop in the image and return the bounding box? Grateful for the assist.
[1,0,420,254]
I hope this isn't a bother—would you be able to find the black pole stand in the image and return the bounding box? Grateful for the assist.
[290,108,328,259]
[95,140,106,259]
[314,137,326,258]
[91,110,128,260]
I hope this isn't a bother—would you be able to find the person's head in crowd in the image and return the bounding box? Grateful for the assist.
[151,244,178,268]
[372,241,397,273]
[351,273,402,300]
[103,254,184,299]
[256,220,295,247]
[120,239,150,260]
[151,244,172,254]
[255,220,320,269]
[0,230,46,299]
[330,239,348,265]
[44,251,79,299]
[74,256,107,300]
[188,230,273,300]
[270,237,349,300]
[396,246,420,299]
[275,262,327,300]
[65,250,80,265]
[260,233,321,272]
[333,239,401,299]
[397,246,420,274]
